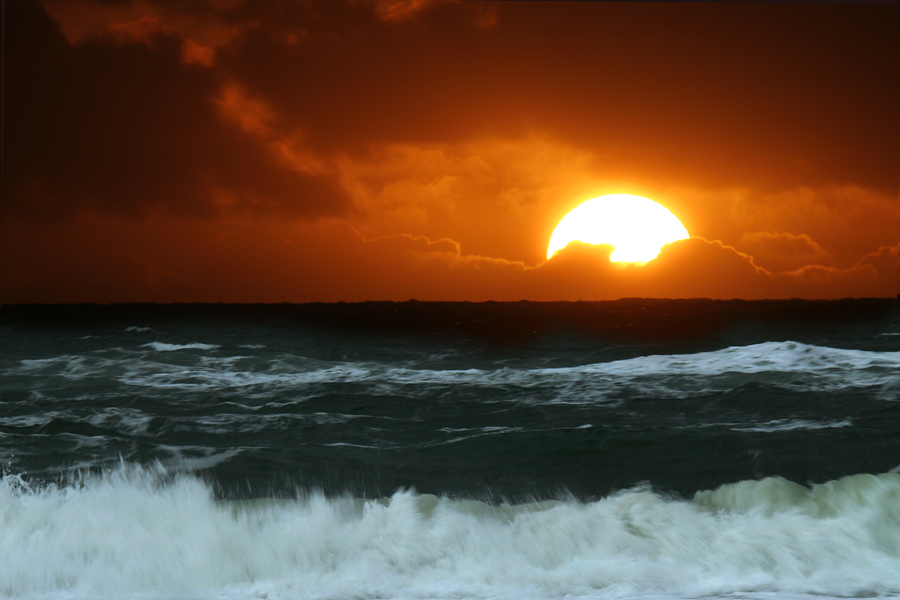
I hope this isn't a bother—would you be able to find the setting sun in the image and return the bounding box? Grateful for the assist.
[3,4,898,599]
[547,194,690,264]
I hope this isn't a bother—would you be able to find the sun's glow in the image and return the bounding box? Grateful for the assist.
[547,194,689,264]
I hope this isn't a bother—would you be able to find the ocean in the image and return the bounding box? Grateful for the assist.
[1,299,899,600]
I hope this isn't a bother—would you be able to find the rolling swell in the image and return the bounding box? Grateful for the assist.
[1,466,899,599]
[2,336,899,498]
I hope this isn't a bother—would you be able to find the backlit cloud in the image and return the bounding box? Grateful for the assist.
[337,136,601,264]
[7,2,349,221]
[5,0,896,303]
[6,216,895,304]
[736,232,830,274]
[43,0,247,66]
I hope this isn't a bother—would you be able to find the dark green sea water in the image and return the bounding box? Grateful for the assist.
[1,299,899,599]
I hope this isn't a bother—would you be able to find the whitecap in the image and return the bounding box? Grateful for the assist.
[143,342,220,352]
[11,342,900,404]
[1,467,899,599]
[731,419,853,433]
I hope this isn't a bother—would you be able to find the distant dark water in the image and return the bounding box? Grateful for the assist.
[1,299,899,599]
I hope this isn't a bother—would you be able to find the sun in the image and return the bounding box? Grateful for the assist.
[547,194,689,264]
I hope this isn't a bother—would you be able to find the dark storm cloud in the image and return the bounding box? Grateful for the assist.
[225,2,897,192]
[6,0,351,221]
[8,0,896,224]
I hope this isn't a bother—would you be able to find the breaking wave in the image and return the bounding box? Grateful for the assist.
[142,342,221,352]
[1,466,899,600]
[10,341,899,402]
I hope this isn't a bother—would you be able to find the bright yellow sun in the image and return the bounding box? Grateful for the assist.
[547,194,689,264]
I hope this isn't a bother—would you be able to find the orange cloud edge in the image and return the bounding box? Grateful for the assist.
[4,215,897,304]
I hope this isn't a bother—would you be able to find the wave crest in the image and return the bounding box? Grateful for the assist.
[2,467,899,598]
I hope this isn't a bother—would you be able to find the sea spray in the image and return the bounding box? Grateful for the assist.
[2,465,900,599]
[3,301,899,599]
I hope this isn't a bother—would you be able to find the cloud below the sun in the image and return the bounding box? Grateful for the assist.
[5,214,896,304]
[5,0,896,302]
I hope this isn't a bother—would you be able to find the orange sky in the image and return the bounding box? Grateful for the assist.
[5,0,898,303]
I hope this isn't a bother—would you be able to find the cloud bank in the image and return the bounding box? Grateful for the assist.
[4,0,896,302]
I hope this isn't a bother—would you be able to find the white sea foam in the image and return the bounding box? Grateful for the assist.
[154,447,244,472]
[126,341,900,401]
[143,342,220,352]
[1,467,899,600]
[731,419,853,433]
[9,342,900,404]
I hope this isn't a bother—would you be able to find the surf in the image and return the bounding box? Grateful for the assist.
[2,465,899,599]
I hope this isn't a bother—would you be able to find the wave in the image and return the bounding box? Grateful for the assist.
[1,466,899,599]
[142,342,220,352]
[728,418,853,433]
[10,341,899,402]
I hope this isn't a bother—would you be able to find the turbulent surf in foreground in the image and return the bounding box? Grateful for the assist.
[1,300,898,599]
[2,467,900,600]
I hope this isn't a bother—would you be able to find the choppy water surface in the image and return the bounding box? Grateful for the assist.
[1,300,898,600]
